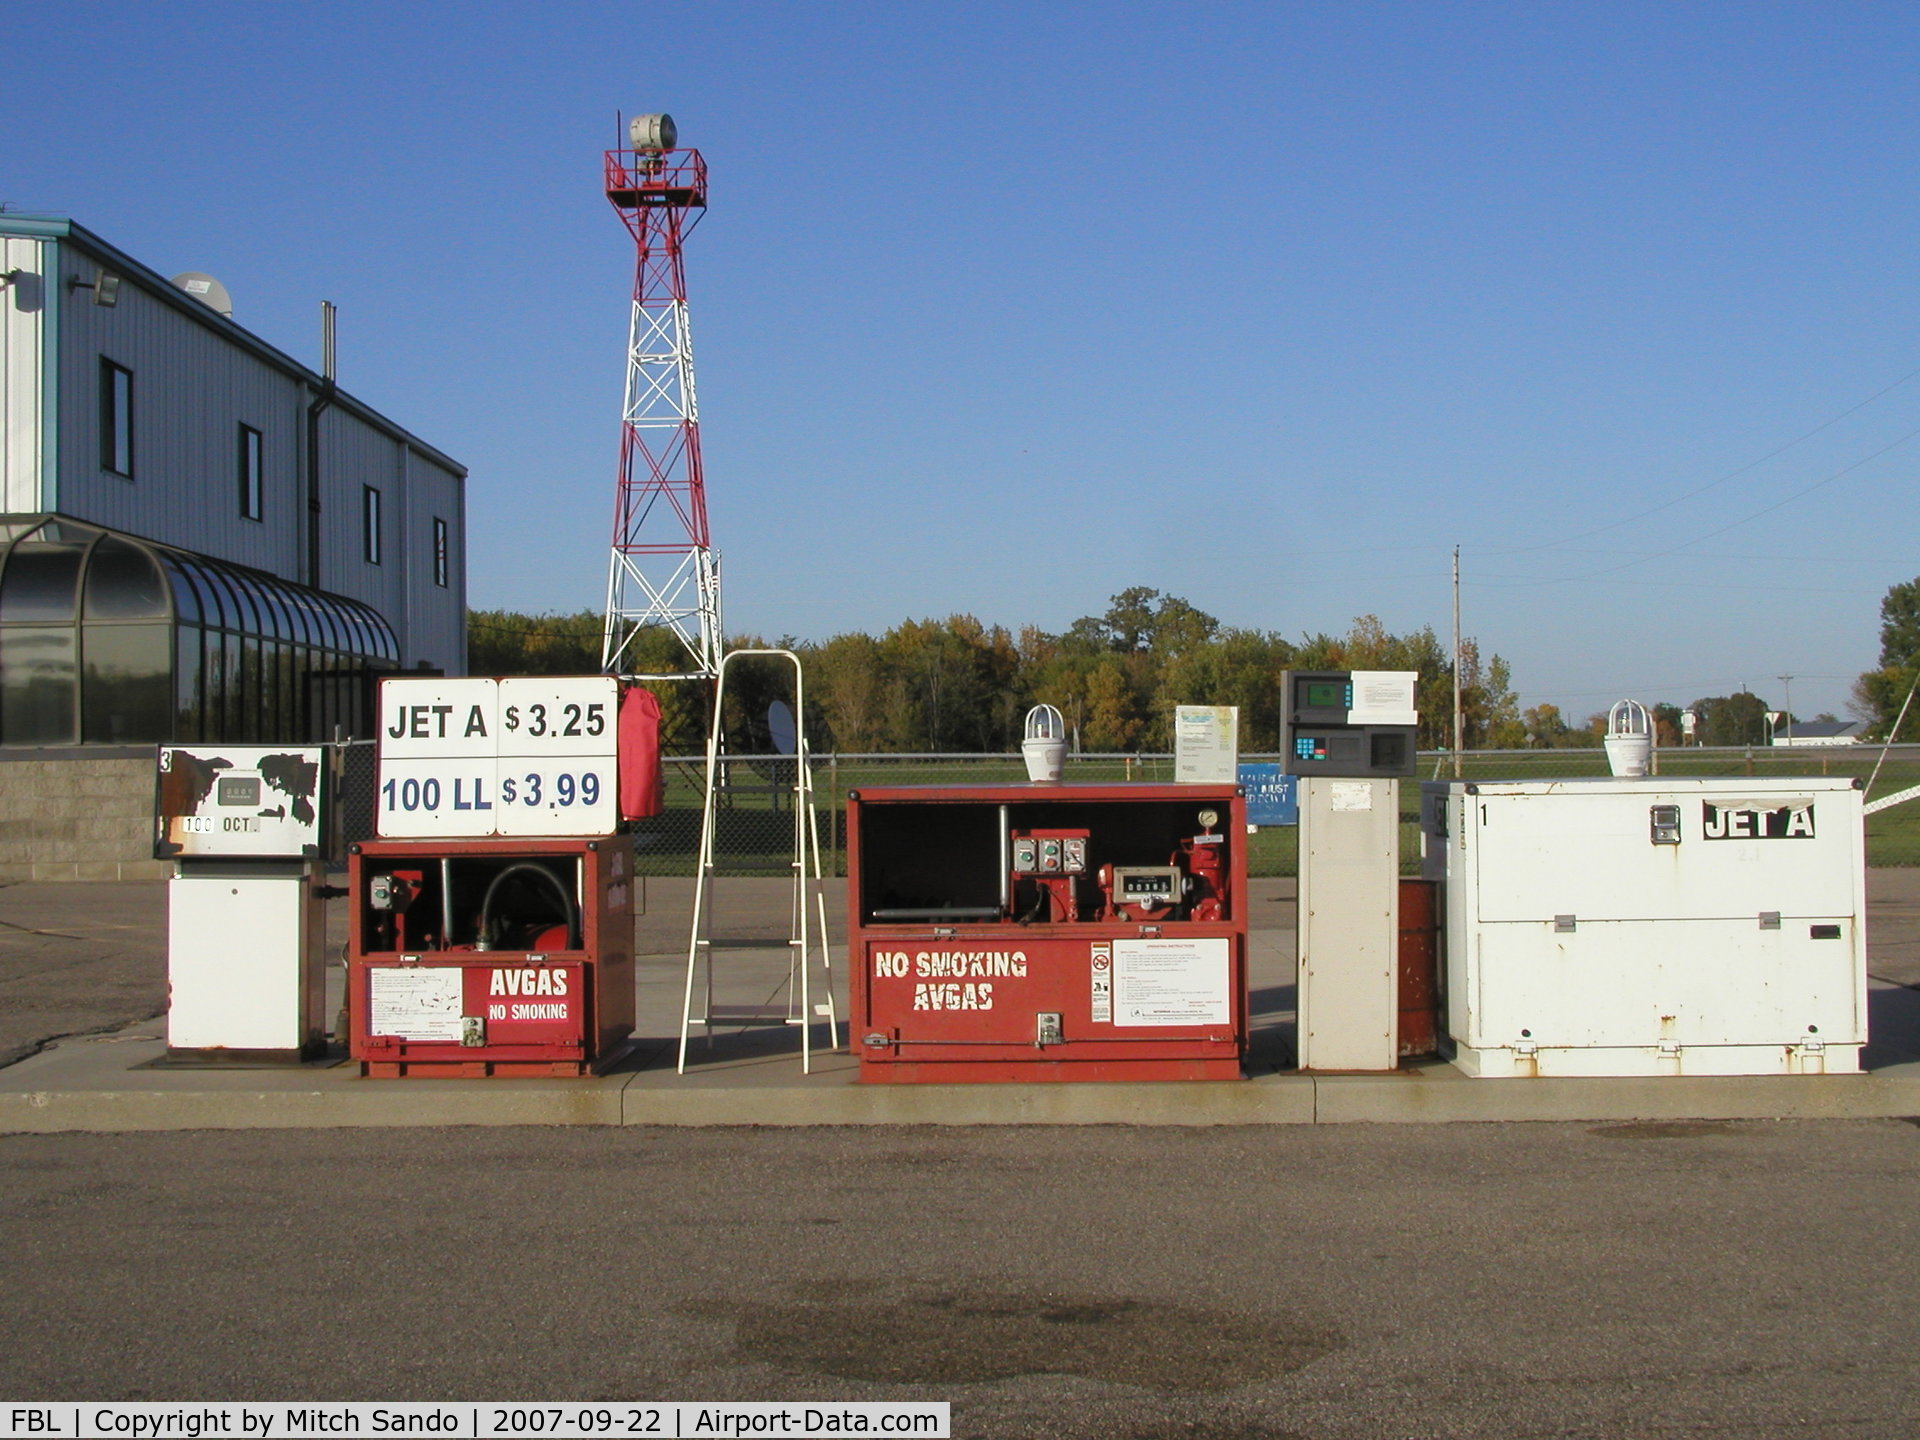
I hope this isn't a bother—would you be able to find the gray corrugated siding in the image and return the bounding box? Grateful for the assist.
[405,447,466,673]
[59,265,306,570]
[45,235,466,674]
[315,410,467,673]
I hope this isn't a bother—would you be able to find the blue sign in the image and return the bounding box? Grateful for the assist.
[1238,765,1298,826]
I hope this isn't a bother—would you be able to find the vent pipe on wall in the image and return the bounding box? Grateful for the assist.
[306,301,337,589]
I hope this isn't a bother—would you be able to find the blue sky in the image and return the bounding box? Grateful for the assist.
[6,2,1918,721]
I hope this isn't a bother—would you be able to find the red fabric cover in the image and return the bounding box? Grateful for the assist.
[618,685,664,819]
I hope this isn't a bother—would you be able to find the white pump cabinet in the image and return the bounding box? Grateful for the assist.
[1420,777,1866,1077]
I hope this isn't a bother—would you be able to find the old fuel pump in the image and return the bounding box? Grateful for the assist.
[346,676,657,1077]
[849,783,1248,1081]
[156,744,335,1062]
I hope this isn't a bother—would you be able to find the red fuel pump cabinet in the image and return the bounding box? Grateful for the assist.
[847,784,1248,1082]
[348,835,635,1077]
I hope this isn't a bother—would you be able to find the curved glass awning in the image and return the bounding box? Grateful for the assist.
[0,515,399,745]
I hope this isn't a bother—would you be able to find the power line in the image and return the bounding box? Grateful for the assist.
[1497,361,1920,554]
[1488,424,1920,587]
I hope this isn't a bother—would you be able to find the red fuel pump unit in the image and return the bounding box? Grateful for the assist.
[348,675,660,1077]
[847,783,1248,1082]
[348,836,635,1077]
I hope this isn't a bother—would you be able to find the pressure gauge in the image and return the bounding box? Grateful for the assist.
[1197,808,1218,829]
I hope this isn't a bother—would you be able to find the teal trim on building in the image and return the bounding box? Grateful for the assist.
[0,217,74,241]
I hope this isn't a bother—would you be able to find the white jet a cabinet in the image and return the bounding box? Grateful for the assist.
[1421,777,1866,1077]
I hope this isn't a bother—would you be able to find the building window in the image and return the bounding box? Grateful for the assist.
[238,425,263,521]
[432,517,449,588]
[362,486,382,566]
[100,359,133,478]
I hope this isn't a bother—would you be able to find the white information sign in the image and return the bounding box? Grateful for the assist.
[1111,937,1230,1027]
[1090,942,1113,1024]
[1347,670,1418,726]
[367,966,464,1040]
[497,677,618,755]
[377,757,499,837]
[493,756,617,836]
[377,676,619,838]
[1174,705,1239,784]
[377,678,499,759]
[1330,780,1375,812]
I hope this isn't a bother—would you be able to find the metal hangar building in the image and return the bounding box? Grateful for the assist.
[0,216,468,876]
[0,215,466,748]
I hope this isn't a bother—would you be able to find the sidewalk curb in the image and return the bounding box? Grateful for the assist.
[7,1058,1920,1133]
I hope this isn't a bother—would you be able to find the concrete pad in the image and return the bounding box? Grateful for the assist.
[8,1021,1920,1131]
[619,1070,1319,1127]
[8,870,1920,1132]
[0,1030,627,1132]
[1314,1058,1920,1124]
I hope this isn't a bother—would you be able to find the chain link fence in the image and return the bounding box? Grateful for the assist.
[338,739,378,846]
[333,743,1920,875]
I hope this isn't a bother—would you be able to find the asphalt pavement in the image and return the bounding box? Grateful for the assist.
[6,878,1920,1434]
[0,881,167,1067]
[2,1121,1917,1437]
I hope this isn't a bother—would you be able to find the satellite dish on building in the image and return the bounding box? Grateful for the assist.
[170,272,233,318]
[767,700,797,755]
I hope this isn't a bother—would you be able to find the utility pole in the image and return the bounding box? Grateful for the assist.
[1452,544,1464,779]
[1777,674,1794,743]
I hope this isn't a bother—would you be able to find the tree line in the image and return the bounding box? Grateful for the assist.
[475,573,1913,752]
[471,589,1524,754]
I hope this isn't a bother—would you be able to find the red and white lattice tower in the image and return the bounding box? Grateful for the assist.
[600,113,722,679]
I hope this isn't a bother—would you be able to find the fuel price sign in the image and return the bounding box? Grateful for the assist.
[376,676,620,838]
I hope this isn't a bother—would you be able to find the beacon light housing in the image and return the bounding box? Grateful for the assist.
[629,113,677,153]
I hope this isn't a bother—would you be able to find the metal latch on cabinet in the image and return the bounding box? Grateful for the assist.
[1649,805,1681,845]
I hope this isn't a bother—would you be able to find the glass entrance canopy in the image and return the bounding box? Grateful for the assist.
[0,516,398,746]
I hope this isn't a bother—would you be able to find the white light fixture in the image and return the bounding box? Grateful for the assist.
[68,270,119,307]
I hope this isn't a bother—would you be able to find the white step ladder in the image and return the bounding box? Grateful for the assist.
[678,649,839,1073]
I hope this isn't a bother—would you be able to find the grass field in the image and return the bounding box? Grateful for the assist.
[622,746,1920,877]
